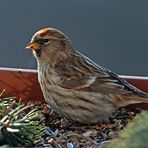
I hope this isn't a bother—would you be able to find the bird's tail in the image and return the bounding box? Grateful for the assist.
[113,93,148,108]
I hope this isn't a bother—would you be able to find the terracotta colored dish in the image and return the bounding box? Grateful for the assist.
[0,67,148,109]
[0,67,43,101]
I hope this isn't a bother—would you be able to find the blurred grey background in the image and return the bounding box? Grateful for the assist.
[0,0,148,76]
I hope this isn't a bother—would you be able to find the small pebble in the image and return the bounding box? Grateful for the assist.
[48,138,55,145]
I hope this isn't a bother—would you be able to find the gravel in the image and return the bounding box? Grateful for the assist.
[35,104,141,147]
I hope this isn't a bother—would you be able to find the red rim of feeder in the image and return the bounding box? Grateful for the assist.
[0,67,148,109]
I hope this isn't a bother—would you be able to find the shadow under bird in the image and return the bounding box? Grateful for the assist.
[26,27,148,123]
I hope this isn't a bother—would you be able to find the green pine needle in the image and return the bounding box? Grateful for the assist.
[0,95,44,147]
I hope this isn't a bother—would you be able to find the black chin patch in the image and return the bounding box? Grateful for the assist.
[35,49,41,57]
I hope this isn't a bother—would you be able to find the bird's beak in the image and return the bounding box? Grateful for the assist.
[26,42,41,51]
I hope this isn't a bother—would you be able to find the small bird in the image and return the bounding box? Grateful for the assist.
[26,27,148,123]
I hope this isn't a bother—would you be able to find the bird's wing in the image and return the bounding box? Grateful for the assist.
[55,51,148,97]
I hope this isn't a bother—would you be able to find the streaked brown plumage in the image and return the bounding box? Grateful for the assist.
[26,27,148,123]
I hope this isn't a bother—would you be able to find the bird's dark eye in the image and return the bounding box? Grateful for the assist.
[43,39,49,43]
[40,39,49,45]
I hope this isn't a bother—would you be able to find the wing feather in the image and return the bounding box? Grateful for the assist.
[55,51,148,97]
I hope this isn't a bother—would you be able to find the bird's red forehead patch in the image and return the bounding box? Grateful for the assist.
[38,28,50,37]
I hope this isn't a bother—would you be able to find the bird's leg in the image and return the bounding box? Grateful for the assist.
[62,120,78,130]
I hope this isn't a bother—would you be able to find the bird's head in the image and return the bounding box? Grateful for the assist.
[26,28,72,62]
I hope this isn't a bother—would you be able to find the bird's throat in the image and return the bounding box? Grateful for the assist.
[35,49,41,57]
